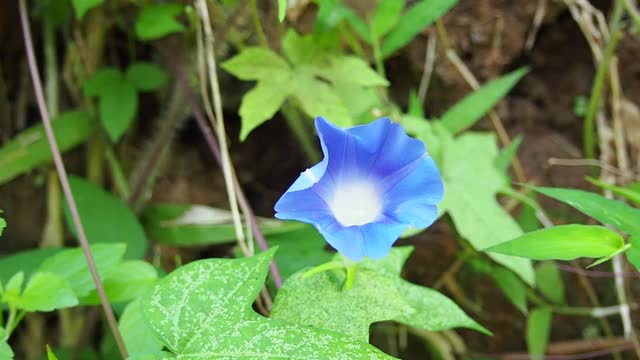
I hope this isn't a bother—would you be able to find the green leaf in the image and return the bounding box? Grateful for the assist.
[372,0,405,39]
[440,68,528,134]
[142,204,305,246]
[315,56,388,86]
[266,225,334,281]
[535,262,565,304]
[238,79,291,140]
[281,30,327,66]
[381,0,457,57]
[440,133,534,285]
[0,218,5,237]
[17,272,77,311]
[527,307,552,359]
[99,79,138,142]
[278,0,286,21]
[0,328,14,359]
[487,225,626,261]
[119,298,164,356]
[71,0,103,20]
[626,237,640,272]
[38,243,126,297]
[495,135,523,174]
[83,68,122,97]
[534,187,640,237]
[82,260,157,304]
[292,72,353,127]
[314,0,367,39]
[141,249,392,359]
[586,177,640,206]
[272,267,414,341]
[46,345,58,360]
[65,176,147,258]
[221,47,291,81]
[0,110,93,185]
[135,4,185,41]
[0,247,63,285]
[125,62,169,92]
[3,272,25,304]
[492,267,527,314]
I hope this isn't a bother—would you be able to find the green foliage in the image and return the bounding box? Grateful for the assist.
[135,4,185,41]
[141,204,305,246]
[65,176,147,258]
[492,267,527,314]
[440,68,528,134]
[221,30,387,139]
[84,63,167,142]
[140,249,392,359]
[495,134,524,175]
[71,0,103,20]
[272,247,488,342]
[0,247,62,284]
[46,346,58,360]
[371,0,406,39]
[626,237,640,271]
[266,225,334,280]
[0,218,5,237]
[487,225,626,262]
[119,299,164,355]
[535,262,565,304]
[0,328,14,359]
[0,110,92,185]
[526,307,552,359]
[439,132,534,285]
[278,0,287,21]
[534,187,640,237]
[380,0,457,57]
[586,177,640,206]
[17,272,77,311]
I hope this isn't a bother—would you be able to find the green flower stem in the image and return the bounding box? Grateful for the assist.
[583,30,622,159]
[343,263,357,291]
[302,261,344,279]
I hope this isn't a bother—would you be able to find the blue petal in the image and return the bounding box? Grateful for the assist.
[319,219,406,261]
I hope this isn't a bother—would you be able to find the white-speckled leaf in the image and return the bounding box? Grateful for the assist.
[141,249,394,359]
[271,267,414,341]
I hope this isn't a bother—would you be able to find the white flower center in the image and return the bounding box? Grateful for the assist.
[329,180,382,226]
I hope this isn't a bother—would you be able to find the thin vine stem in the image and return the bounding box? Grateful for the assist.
[18,0,127,357]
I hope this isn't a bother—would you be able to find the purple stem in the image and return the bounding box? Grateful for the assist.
[172,58,283,288]
[18,1,128,357]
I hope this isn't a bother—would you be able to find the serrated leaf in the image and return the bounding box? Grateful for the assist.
[99,79,138,142]
[381,0,457,57]
[535,187,640,238]
[492,267,527,314]
[17,272,77,311]
[141,249,392,359]
[292,73,353,127]
[238,78,291,140]
[527,307,552,359]
[487,225,626,261]
[441,68,528,134]
[316,56,388,86]
[372,0,405,39]
[38,243,126,297]
[272,267,414,341]
[0,328,14,359]
[135,4,185,40]
[221,47,291,81]
[440,133,534,285]
[536,262,565,304]
[125,62,169,92]
[65,176,147,258]
[0,110,93,185]
[71,0,103,20]
[119,298,164,356]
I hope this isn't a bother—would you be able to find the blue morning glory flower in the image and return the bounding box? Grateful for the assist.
[274,117,444,261]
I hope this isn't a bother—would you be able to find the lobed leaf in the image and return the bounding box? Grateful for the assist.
[238,79,291,140]
[315,56,388,87]
[221,47,291,81]
[292,73,353,127]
